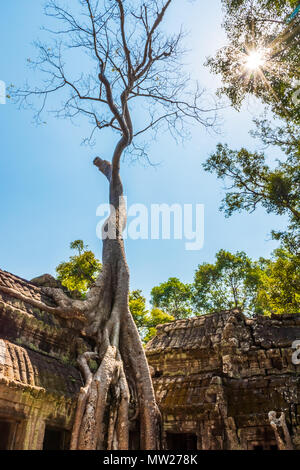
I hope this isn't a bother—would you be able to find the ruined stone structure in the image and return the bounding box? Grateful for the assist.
[0,268,300,450]
[146,310,300,450]
[0,269,83,450]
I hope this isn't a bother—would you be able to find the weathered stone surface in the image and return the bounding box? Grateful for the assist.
[0,269,86,449]
[31,273,62,288]
[146,310,300,450]
[0,270,85,363]
[1,268,300,451]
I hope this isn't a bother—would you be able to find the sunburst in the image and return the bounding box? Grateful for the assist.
[245,49,265,71]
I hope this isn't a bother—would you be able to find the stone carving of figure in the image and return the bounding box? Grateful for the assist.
[268,411,293,450]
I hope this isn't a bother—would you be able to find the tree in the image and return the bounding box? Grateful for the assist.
[56,246,171,337]
[206,0,300,121]
[129,290,174,342]
[129,289,149,335]
[192,249,261,315]
[143,307,174,343]
[203,131,300,251]
[12,0,216,450]
[257,248,300,315]
[56,240,102,296]
[204,0,300,251]
[56,246,173,341]
[151,277,192,319]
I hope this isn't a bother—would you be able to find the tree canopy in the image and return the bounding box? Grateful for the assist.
[203,129,300,251]
[12,0,217,160]
[206,0,300,121]
[56,239,300,335]
[56,240,102,296]
[204,0,300,251]
[57,253,174,342]
[129,290,173,342]
[257,248,300,314]
[129,289,149,331]
[150,277,192,319]
[192,249,261,315]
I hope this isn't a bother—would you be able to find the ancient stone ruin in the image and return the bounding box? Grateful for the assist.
[146,310,300,450]
[0,268,299,450]
[0,269,82,450]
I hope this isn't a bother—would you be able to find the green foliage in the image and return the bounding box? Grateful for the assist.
[129,290,174,343]
[129,290,149,330]
[227,1,298,12]
[192,248,299,316]
[204,134,300,248]
[151,277,192,319]
[55,243,174,342]
[192,250,262,315]
[56,240,102,296]
[206,0,300,122]
[143,308,175,343]
[205,0,300,249]
[56,241,299,340]
[257,248,300,314]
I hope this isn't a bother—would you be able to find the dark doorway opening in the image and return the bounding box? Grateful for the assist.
[249,441,278,451]
[129,421,140,450]
[0,420,12,450]
[253,445,264,451]
[166,433,197,450]
[43,427,69,450]
[247,427,279,450]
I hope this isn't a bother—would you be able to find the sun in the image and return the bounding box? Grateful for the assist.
[245,50,265,71]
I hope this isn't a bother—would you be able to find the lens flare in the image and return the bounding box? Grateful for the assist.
[245,50,265,70]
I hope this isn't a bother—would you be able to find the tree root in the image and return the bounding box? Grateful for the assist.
[69,307,160,450]
[52,156,160,450]
[0,284,86,323]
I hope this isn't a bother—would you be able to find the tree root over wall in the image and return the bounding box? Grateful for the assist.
[43,158,161,450]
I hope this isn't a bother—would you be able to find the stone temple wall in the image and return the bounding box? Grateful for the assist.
[146,310,300,450]
[0,269,84,450]
[1,267,300,450]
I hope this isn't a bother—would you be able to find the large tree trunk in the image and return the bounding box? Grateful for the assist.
[67,158,160,450]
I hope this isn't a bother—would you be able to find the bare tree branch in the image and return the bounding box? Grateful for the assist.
[12,0,219,161]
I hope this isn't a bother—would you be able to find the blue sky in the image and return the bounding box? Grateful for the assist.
[0,1,286,301]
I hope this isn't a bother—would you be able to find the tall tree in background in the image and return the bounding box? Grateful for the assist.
[192,250,261,315]
[57,241,300,322]
[143,307,175,342]
[128,290,150,335]
[204,134,300,251]
[151,277,192,319]
[129,291,174,343]
[206,0,300,120]
[257,248,300,315]
[205,0,300,251]
[13,0,216,450]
